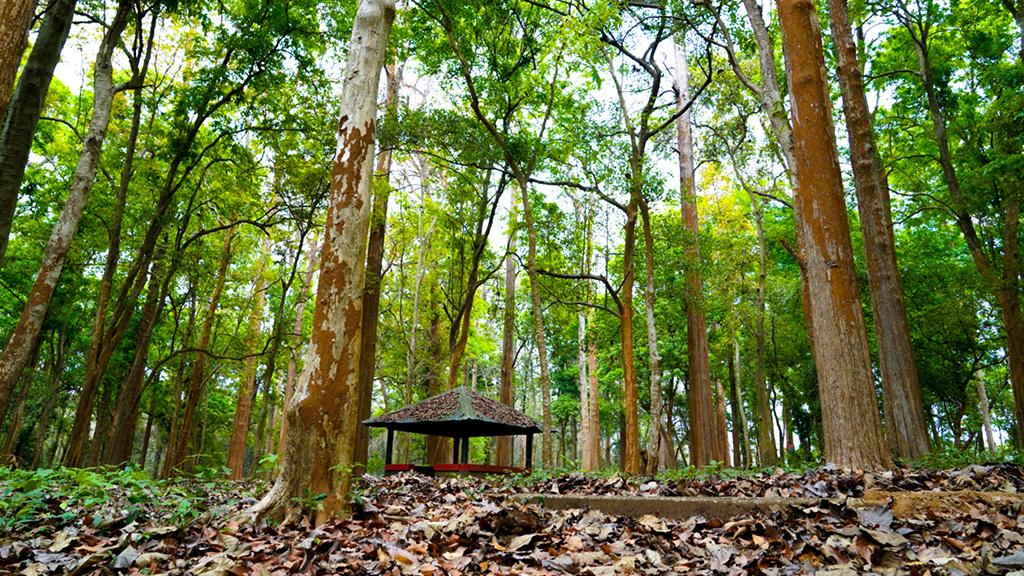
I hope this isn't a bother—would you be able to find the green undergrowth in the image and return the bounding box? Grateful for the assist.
[0,466,266,536]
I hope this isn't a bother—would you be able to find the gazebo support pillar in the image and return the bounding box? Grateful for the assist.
[525,433,534,469]
[461,437,469,464]
[385,428,394,465]
[452,437,461,464]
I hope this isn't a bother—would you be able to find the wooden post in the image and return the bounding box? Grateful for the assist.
[461,436,470,464]
[452,437,461,464]
[525,433,534,469]
[385,428,394,465]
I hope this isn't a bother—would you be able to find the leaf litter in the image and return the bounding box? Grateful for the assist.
[1,464,1023,574]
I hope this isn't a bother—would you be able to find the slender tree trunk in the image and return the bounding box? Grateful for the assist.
[497,192,518,467]
[32,333,66,468]
[0,0,36,122]
[0,0,76,264]
[828,0,930,460]
[0,1,129,445]
[673,40,720,467]
[733,339,752,467]
[2,334,41,461]
[162,226,234,476]
[619,191,641,475]
[748,194,777,465]
[777,0,892,469]
[977,372,997,451]
[355,61,400,473]
[279,236,318,456]
[741,0,796,174]
[102,242,166,465]
[227,270,267,479]
[640,200,663,475]
[251,0,394,523]
[425,287,448,465]
[139,387,157,467]
[587,334,600,469]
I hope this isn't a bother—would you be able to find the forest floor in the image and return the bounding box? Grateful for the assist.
[2,465,1024,575]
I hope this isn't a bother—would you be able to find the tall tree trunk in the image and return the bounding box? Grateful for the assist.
[279,236,319,455]
[228,269,267,479]
[673,40,720,467]
[0,1,129,445]
[748,194,777,465]
[0,0,76,264]
[102,241,166,465]
[497,191,518,467]
[777,0,892,469]
[425,286,448,465]
[2,333,41,461]
[251,0,394,523]
[828,0,930,460]
[139,386,157,467]
[162,226,234,476]
[733,339,752,467]
[355,61,400,473]
[32,332,67,468]
[587,334,600,469]
[619,191,641,475]
[0,0,36,122]
[741,0,796,174]
[640,200,663,475]
[977,372,997,451]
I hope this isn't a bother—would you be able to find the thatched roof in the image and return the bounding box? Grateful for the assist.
[363,386,541,437]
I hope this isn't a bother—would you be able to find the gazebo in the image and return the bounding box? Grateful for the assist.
[363,386,541,475]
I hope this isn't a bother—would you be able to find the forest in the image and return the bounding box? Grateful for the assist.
[0,0,1023,572]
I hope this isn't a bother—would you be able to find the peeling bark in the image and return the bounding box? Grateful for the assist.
[278,236,319,456]
[251,0,394,523]
[777,0,892,470]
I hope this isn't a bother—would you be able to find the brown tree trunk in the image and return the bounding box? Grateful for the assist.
[227,269,267,479]
[828,0,930,460]
[748,194,778,465]
[251,0,394,522]
[977,372,997,451]
[673,40,720,467]
[0,0,76,264]
[354,61,400,473]
[497,192,518,467]
[0,1,129,448]
[587,335,600,469]
[162,226,234,476]
[0,0,36,122]
[32,332,67,468]
[777,0,892,469]
[619,191,641,475]
[425,286,449,465]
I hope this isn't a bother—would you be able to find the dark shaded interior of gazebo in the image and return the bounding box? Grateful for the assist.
[363,386,541,475]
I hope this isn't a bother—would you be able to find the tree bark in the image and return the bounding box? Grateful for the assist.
[777,0,892,470]
[354,61,400,473]
[619,190,642,475]
[977,372,997,451]
[161,226,234,476]
[640,200,663,475]
[279,235,319,456]
[0,0,36,122]
[828,0,930,460]
[227,268,267,479]
[497,191,518,467]
[673,39,721,467]
[587,334,600,469]
[0,0,129,444]
[741,0,796,175]
[747,193,777,466]
[251,0,394,523]
[32,332,67,468]
[0,0,75,264]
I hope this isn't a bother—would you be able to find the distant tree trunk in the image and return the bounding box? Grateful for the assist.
[977,372,997,451]
[32,332,67,468]
[139,388,157,467]
[0,0,36,122]
[0,0,129,446]
[777,0,892,470]
[520,185,554,467]
[828,0,930,461]
[497,192,518,467]
[728,346,743,467]
[673,39,720,467]
[732,339,752,467]
[587,335,600,469]
[640,200,663,475]
[2,335,41,460]
[279,236,318,456]
[251,0,394,523]
[747,193,777,466]
[162,226,234,476]
[228,269,267,479]
[102,242,166,465]
[425,286,448,465]
[355,61,400,473]
[0,0,76,264]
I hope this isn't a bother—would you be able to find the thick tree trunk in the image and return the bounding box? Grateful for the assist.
[102,242,166,465]
[227,271,267,479]
[162,227,234,476]
[279,236,319,456]
[640,200,663,475]
[777,0,892,470]
[497,192,517,467]
[828,0,930,460]
[673,40,720,467]
[251,0,394,523]
[425,287,448,465]
[354,62,399,472]
[0,1,129,447]
[0,0,36,122]
[619,191,641,475]
[0,0,76,264]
